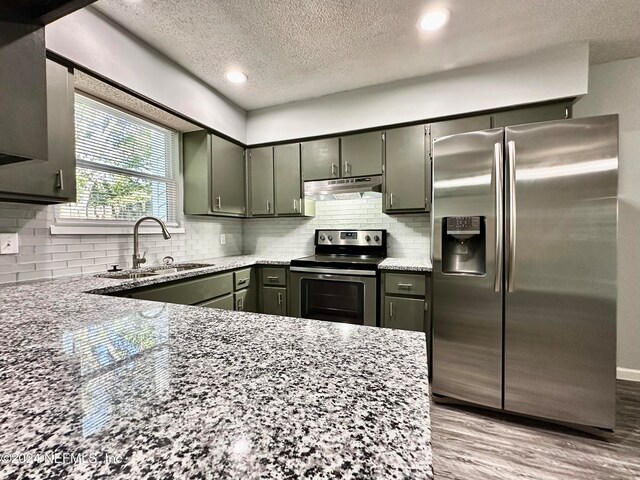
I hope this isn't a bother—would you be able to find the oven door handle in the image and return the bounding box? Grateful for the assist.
[290,266,377,277]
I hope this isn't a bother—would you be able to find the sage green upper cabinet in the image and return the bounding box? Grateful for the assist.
[248,147,275,216]
[492,101,571,128]
[300,138,340,181]
[274,143,303,215]
[340,131,383,178]
[429,115,492,145]
[383,125,428,213]
[0,59,76,203]
[183,131,246,216]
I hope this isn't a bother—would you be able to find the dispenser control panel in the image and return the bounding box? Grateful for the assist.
[446,216,481,235]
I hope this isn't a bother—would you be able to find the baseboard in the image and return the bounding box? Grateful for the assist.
[617,367,640,382]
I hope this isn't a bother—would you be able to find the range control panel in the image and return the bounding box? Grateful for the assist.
[446,216,481,236]
[316,230,385,246]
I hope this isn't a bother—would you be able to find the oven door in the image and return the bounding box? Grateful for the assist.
[290,267,377,327]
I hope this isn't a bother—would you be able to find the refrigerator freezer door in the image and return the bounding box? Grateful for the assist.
[432,128,504,409]
[504,115,618,429]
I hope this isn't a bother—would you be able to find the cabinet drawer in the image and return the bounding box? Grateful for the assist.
[234,268,252,290]
[385,273,426,296]
[383,297,425,332]
[262,267,286,286]
[198,293,234,310]
[131,272,233,305]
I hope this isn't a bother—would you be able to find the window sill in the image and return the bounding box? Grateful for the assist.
[50,224,185,236]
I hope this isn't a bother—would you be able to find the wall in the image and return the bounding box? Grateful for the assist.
[46,8,247,143]
[246,43,589,144]
[0,203,242,283]
[574,56,640,377]
[242,197,430,259]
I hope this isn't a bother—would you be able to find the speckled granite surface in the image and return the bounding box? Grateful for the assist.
[378,257,433,272]
[0,255,432,479]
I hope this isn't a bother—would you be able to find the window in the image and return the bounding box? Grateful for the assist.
[58,94,179,225]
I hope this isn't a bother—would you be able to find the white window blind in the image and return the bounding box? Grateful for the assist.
[58,94,178,224]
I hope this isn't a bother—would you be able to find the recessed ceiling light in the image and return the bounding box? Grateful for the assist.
[418,8,450,31]
[225,70,248,84]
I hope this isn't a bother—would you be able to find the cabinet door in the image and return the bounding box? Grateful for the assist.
[383,125,427,212]
[211,135,246,215]
[341,131,383,177]
[249,147,274,216]
[199,293,235,310]
[384,297,425,332]
[429,116,492,144]
[0,59,76,202]
[493,102,571,128]
[301,138,340,181]
[274,143,302,215]
[262,287,287,316]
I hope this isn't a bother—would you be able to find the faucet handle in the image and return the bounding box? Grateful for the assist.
[139,251,147,264]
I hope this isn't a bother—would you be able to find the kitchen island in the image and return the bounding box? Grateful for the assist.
[0,258,433,479]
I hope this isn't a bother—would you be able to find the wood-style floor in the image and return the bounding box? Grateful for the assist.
[431,380,640,479]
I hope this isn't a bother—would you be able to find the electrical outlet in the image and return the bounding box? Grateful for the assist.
[0,233,19,255]
[220,234,226,245]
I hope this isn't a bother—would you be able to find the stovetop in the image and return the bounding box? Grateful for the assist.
[291,254,385,270]
[291,229,388,271]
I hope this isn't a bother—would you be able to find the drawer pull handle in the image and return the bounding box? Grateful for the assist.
[397,283,413,289]
[238,298,244,311]
[267,276,279,281]
[389,301,394,317]
[238,278,248,285]
[278,292,282,306]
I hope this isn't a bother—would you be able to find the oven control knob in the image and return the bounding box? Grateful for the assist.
[320,235,325,241]
[374,235,380,242]
[327,235,333,241]
[365,235,371,241]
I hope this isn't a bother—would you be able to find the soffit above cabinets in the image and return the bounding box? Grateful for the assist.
[92,0,640,110]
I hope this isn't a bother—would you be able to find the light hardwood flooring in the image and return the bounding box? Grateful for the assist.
[431,380,640,479]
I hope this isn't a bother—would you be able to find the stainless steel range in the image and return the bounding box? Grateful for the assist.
[290,229,387,327]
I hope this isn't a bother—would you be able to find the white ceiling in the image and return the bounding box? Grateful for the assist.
[93,0,640,111]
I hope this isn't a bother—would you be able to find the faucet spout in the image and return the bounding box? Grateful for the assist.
[132,216,172,269]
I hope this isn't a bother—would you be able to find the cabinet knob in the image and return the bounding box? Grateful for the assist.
[327,235,333,241]
[374,235,380,242]
[365,235,371,241]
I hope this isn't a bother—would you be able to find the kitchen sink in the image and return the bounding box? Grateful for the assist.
[95,263,215,280]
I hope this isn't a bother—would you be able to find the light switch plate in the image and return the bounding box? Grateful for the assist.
[0,233,19,254]
[220,234,226,245]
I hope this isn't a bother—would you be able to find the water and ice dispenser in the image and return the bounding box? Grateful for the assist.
[442,216,486,275]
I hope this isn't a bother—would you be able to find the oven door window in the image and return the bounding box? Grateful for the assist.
[300,278,365,325]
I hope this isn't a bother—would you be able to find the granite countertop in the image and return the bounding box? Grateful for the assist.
[0,255,433,479]
[378,257,433,272]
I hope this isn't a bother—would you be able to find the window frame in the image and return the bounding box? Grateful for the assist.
[54,92,183,234]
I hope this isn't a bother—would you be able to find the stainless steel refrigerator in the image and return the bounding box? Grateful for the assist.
[431,115,618,430]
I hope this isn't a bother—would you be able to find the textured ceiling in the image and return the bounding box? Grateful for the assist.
[93,0,640,110]
[74,70,199,132]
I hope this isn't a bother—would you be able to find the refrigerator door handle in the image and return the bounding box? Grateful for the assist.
[507,140,517,293]
[494,142,504,293]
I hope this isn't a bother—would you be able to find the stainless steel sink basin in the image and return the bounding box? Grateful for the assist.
[95,263,215,280]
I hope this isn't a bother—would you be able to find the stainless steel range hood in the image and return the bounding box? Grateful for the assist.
[304,175,383,201]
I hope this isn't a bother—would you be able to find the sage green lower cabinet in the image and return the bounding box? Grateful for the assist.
[492,101,571,128]
[262,287,287,316]
[0,59,76,203]
[384,297,425,332]
[381,271,429,333]
[383,125,428,213]
[121,268,256,312]
[199,293,234,310]
[183,131,246,216]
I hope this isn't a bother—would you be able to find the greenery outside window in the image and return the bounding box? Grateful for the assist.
[57,93,179,226]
